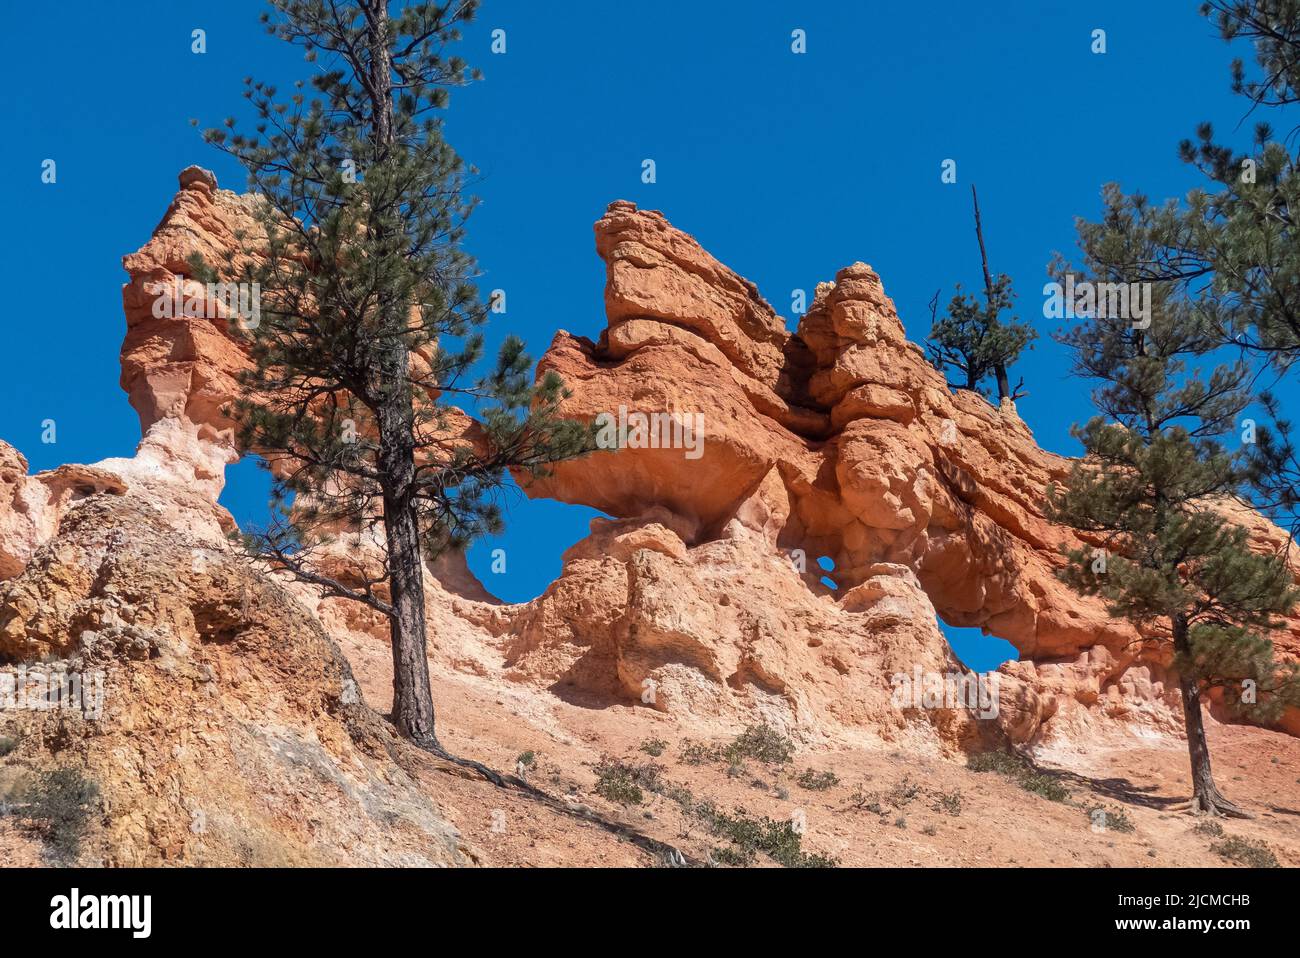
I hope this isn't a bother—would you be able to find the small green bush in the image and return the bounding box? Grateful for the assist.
[660,783,694,810]
[679,724,795,769]
[932,789,963,816]
[679,741,722,766]
[796,769,839,791]
[968,749,1032,776]
[1020,772,1070,803]
[694,802,837,868]
[724,724,795,765]
[711,844,753,866]
[638,738,667,757]
[22,768,99,861]
[848,784,884,814]
[0,736,17,758]
[887,777,921,808]
[1210,836,1279,868]
[1087,804,1135,833]
[593,758,662,807]
[970,749,1069,802]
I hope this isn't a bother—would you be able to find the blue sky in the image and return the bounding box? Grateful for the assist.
[0,1,1279,670]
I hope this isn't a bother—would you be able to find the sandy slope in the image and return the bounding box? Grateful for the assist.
[344,632,1300,868]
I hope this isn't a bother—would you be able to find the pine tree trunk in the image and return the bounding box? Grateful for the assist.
[994,363,1010,401]
[364,0,439,750]
[373,300,438,746]
[1172,615,1248,817]
[973,184,1010,403]
[380,475,438,747]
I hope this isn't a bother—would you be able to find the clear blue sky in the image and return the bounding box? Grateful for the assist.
[0,0,1282,670]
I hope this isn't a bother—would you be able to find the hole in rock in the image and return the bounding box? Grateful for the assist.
[937,618,1018,673]
[219,461,604,603]
[466,480,609,603]
[218,454,277,530]
[815,555,838,591]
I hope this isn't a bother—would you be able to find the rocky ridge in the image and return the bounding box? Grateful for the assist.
[2,168,1299,863]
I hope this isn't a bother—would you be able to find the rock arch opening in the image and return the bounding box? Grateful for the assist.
[936,616,1018,672]
[217,454,276,531]
[466,480,610,603]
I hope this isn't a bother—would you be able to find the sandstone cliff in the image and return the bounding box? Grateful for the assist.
[2,168,1299,864]
[514,199,1300,752]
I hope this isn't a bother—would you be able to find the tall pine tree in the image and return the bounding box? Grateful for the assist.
[1063,2,1300,531]
[1049,253,1300,815]
[927,186,1036,402]
[195,0,591,758]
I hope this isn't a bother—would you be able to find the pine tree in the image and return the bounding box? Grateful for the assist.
[194,0,592,759]
[1048,258,1300,815]
[1063,2,1300,530]
[927,186,1036,402]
